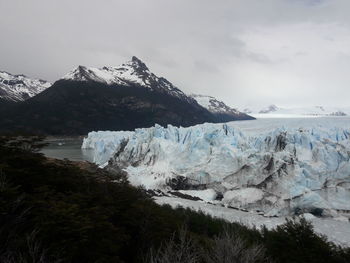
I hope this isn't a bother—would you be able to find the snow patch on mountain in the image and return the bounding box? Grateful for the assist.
[0,71,51,102]
[82,118,350,218]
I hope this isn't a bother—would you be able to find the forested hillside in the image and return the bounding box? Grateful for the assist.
[0,136,349,263]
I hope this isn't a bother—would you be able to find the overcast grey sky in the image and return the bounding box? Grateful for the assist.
[1,0,350,108]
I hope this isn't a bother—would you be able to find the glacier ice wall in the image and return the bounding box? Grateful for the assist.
[82,121,350,216]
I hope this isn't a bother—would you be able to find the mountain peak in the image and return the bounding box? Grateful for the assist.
[64,65,103,83]
[131,56,143,64]
[127,56,149,72]
[63,57,152,85]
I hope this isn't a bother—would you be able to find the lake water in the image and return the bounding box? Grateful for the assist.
[40,137,94,162]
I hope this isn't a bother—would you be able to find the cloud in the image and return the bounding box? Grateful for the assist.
[293,0,327,7]
[1,0,350,108]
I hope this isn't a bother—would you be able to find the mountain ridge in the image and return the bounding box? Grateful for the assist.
[0,57,253,135]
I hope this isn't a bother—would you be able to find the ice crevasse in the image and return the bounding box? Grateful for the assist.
[82,122,350,217]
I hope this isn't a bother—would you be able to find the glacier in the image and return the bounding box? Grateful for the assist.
[82,118,350,218]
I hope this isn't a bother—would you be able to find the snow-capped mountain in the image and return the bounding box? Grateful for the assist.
[258,104,279,114]
[83,118,350,218]
[189,94,253,121]
[243,105,349,118]
[0,71,51,102]
[190,94,240,114]
[63,56,195,104]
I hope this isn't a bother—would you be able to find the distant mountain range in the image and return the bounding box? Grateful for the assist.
[0,57,253,135]
[243,104,349,118]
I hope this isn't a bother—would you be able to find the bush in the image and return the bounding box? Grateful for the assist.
[262,217,348,263]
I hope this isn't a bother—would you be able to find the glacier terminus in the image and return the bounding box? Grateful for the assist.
[82,118,350,219]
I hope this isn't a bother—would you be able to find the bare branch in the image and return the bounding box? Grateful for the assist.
[146,226,200,263]
[203,228,268,263]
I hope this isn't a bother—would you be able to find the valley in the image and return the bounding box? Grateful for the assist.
[3,1,350,261]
